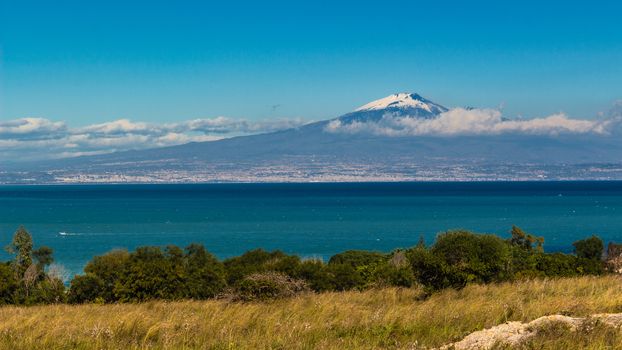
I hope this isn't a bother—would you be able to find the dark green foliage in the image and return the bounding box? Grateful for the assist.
[508,226,546,278]
[431,230,511,287]
[576,258,605,275]
[296,260,333,291]
[83,249,130,302]
[378,250,415,287]
[222,249,410,292]
[324,263,364,291]
[573,235,604,260]
[1,226,66,305]
[68,274,105,303]
[223,249,289,285]
[182,244,227,299]
[113,246,179,301]
[0,263,18,304]
[73,244,226,302]
[370,264,414,288]
[536,253,581,277]
[509,246,542,278]
[405,228,604,292]
[29,277,66,304]
[0,225,613,304]
[407,246,452,291]
[265,255,303,278]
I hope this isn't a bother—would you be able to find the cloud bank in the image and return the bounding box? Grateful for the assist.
[2,102,621,162]
[0,117,309,161]
[325,108,618,137]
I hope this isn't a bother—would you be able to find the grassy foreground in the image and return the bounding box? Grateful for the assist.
[1,276,622,349]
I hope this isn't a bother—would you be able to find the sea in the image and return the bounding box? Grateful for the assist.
[1,181,621,276]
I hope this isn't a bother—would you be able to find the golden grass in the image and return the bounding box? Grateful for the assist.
[1,275,622,349]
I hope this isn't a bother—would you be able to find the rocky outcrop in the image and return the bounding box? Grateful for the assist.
[438,313,622,350]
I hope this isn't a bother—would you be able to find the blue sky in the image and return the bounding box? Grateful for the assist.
[1,0,621,126]
[1,0,622,161]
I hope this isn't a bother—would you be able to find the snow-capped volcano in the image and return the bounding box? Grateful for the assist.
[355,92,448,114]
[7,91,622,184]
[336,92,448,124]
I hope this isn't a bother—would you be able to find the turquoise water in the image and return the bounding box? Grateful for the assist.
[1,182,622,275]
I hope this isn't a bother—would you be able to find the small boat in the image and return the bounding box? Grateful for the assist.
[58,231,68,236]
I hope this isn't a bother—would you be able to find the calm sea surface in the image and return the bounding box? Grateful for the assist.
[1,182,622,275]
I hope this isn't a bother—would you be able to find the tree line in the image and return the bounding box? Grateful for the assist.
[0,225,609,305]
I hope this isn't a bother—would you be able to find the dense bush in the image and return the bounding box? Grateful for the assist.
[573,235,604,261]
[69,245,226,303]
[111,246,180,301]
[407,246,451,291]
[0,263,18,304]
[182,243,228,299]
[2,226,63,305]
[507,226,545,278]
[324,263,364,291]
[223,249,293,285]
[80,249,129,302]
[295,259,333,291]
[536,253,581,277]
[0,225,612,304]
[431,230,512,287]
[369,263,415,288]
[68,274,105,304]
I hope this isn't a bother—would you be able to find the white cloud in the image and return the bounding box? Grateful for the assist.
[0,116,310,161]
[0,118,66,137]
[2,104,620,162]
[325,108,617,137]
[79,119,151,135]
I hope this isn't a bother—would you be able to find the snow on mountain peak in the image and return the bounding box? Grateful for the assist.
[355,93,448,114]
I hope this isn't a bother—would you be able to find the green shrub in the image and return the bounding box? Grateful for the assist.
[576,257,605,275]
[324,263,365,291]
[431,230,512,287]
[406,246,450,291]
[296,259,333,292]
[223,249,290,285]
[113,246,181,301]
[509,246,541,278]
[29,277,66,304]
[182,244,227,299]
[536,253,579,277]
[112,245,227,302]
[373,250,415,287]
[573,235,604,261]
[83,249,130,302]
[370,264,415,288]
[68,274,105,304]
[0,263,18,304]
[0,225,614,305]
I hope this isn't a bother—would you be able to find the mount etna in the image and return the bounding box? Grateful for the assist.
[3,93,622,183]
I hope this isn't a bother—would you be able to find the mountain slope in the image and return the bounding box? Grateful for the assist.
[4,93,622,183]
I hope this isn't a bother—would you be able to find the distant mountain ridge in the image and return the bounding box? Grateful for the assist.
[3,92,622,183]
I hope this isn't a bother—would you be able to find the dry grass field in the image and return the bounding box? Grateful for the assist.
[1,276,622,349]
